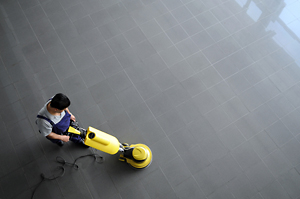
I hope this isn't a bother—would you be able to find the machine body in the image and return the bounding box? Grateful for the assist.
[68,126,152,169]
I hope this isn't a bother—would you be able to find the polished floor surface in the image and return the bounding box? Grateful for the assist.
[1,0,300,198]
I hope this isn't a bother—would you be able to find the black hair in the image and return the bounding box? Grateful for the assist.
[50,93,71,110]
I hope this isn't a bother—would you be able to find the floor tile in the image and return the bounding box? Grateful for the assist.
[175,99,201,125]
[142,168,178,199]
[98,21,121,40]
[152,68,178,91]
[238,87,265,111]
[52,58,78,81]
[45,43,70,64]
[107,34,130,54]
[202,43,226,64]
[116,47,142,68]
[136,119,165,145]
[208,185,235,199]
[180,17,204,36]
[278,168,300,199]
[164,83,190,107]
[186,50,211,72]
[208,81,235,104]
[219,123,246,151]
[194,165,226,196]
[263,149,293,178]
[166,25,189,44]
[151,137,179,167]
[144,53,168,75]
[73,16,95,35]
[89,42,114,62]
[115,14,137,32]
[187,115,216,141]
[177,38,200,58]
[169,126,197,155]
[135,78,161,100]
[193,90,218,114]
[146,92,174,118]
[134,40,156,60]
[140,19,163,38]
[231,141,261,171]
[161,156,191,187]
[61,73,87,95]
[265,120,294,147]
[245,161,275,191]
[206,23,230,42]
[260,180,290,199]
[281,108,300,136]
[228,173,258,199]
[124,27,147,46]
[119,182,150,199]
[98,94,124,120]
[280,139,300,167]
[205,106,232,132]
[125,63,149,84]
[156,12,178,31]
[99,55,122,77]
[65,3,89,22]
[106,70,133,93]
[81,28,105,48]
[191,30,215,50]
[174,177,206,199]
[48,10,71,29]
[0,168,29,199]
[90,9,113,27]
[157,109,186,136]
[79,65,105,87]
[106,3,127,20]
[199,66,223,88]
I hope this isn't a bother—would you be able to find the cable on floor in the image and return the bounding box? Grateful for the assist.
[31,153,104,199]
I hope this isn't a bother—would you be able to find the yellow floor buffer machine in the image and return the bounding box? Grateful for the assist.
[68,126,152,169]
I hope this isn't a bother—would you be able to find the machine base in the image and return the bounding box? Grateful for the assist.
[119,144,152,169]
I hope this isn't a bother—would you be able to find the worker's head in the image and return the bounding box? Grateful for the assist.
[50,93,71,111]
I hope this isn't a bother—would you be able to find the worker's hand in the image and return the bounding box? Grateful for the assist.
[61,135,70,142]
[70,114,76,121]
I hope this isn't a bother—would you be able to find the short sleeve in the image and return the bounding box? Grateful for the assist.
[36,118,52,137]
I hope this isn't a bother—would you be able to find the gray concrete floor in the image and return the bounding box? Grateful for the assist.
[1,0,300,198]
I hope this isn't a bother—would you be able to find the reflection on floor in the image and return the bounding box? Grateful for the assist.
[1,0,300,198]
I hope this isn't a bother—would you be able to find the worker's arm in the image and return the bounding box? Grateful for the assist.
[47,132,70,142]
[65,108,76,121]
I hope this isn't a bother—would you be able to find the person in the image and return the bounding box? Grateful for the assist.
[36,93,86,147]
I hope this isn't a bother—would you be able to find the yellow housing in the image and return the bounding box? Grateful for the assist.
[84,126,120,155]
[133,146,148,161]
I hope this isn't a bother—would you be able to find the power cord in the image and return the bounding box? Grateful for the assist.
[31,153,104,199]
[55,153,104,169]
